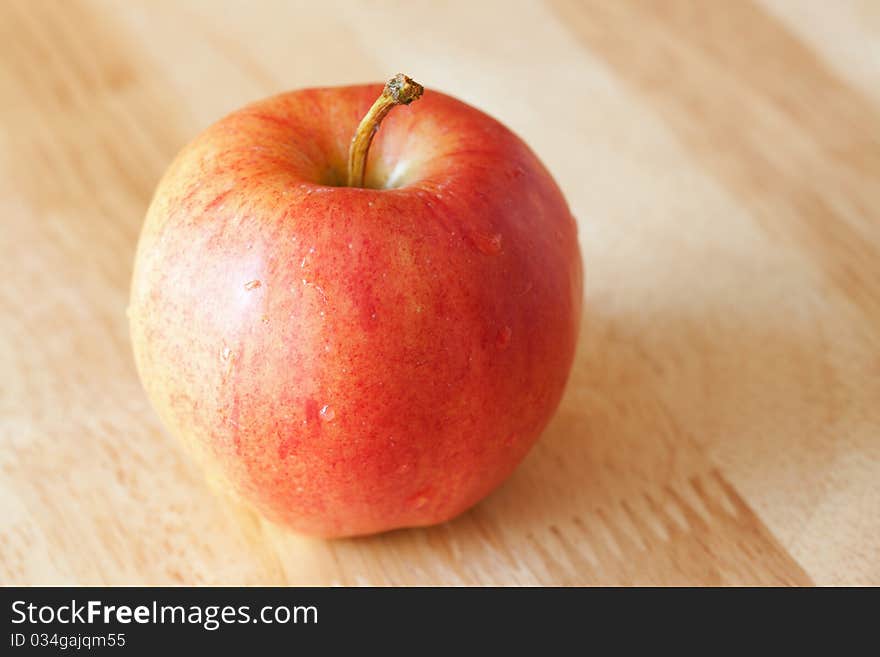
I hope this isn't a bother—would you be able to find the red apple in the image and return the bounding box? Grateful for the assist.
[129,75,582,538]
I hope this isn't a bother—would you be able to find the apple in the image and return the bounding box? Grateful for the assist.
[129,74,582,537]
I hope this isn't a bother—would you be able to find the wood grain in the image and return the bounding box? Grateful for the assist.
[1,0,878,585]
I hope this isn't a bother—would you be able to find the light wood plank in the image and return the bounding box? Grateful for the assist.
[1,0,877,585]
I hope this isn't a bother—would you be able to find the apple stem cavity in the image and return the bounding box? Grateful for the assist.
[347,73,424,188]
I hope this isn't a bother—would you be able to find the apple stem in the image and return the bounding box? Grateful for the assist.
[347,73,424,188]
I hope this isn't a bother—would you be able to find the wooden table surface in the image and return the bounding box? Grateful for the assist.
[2,0,879,585]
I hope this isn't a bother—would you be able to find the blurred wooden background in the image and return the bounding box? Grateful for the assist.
[2,0,879,585]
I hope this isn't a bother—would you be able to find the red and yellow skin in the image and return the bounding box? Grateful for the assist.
[129,82,582,538]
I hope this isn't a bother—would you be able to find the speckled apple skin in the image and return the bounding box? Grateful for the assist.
[129,83,583,538]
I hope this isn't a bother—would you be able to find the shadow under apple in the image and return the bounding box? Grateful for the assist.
[333,289,838,584]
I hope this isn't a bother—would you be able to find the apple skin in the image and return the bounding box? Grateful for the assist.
[129,82,582,538]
